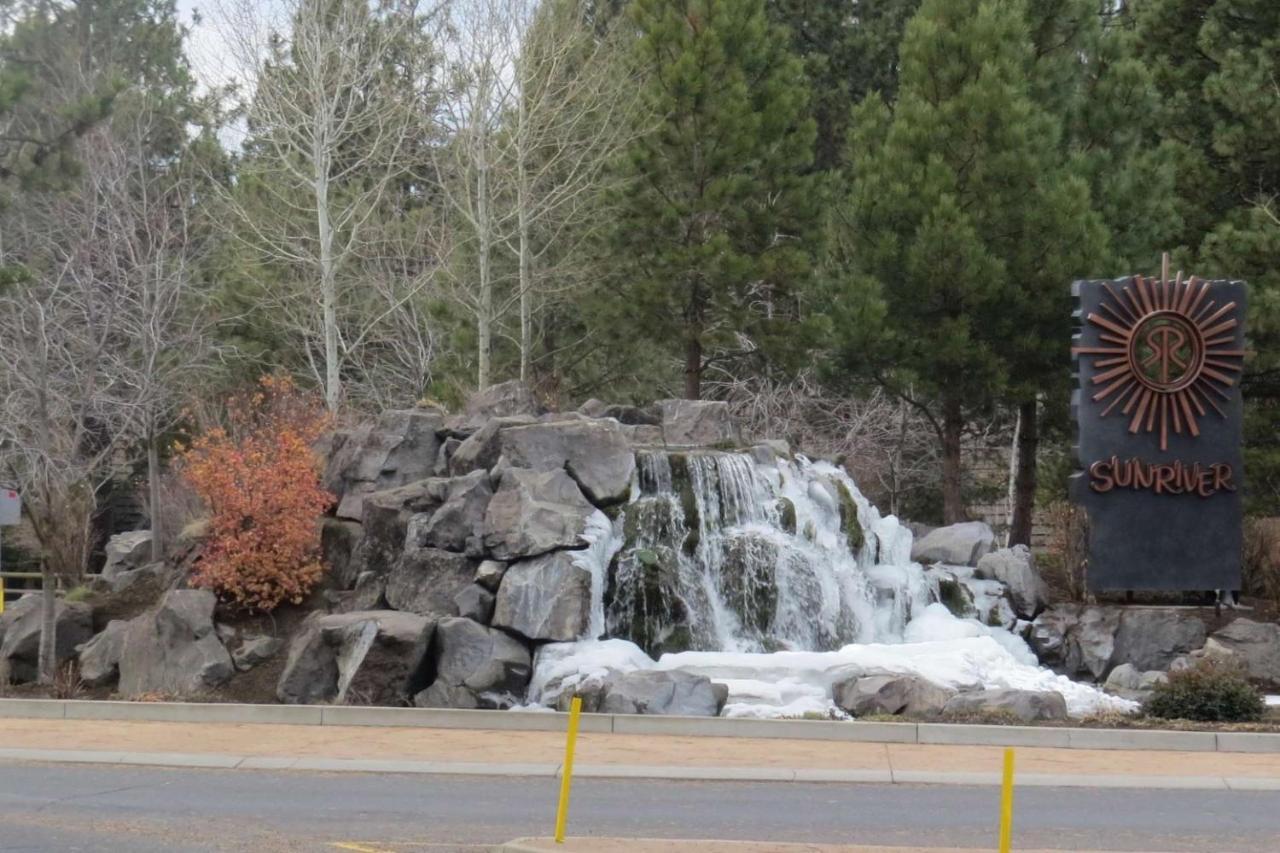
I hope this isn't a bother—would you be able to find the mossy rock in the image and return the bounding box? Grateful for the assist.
[834,480,865,554]
[776,497,797,535]
[604,545,689,658]
[719,533,779,634]
[935,575,975,618]
[666,452,702,555]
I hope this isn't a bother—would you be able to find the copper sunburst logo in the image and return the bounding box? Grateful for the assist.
[1074,271,1245,451]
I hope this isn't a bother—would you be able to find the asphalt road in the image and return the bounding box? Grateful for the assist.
[0,761,1276,852]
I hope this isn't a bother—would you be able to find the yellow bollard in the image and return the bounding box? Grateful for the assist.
[554,695,583,844]
[0,576,5,615]
[999,747,1015,853]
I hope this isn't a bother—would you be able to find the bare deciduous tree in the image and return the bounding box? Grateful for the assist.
[214,0,443,412]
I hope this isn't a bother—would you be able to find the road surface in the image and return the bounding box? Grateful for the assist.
[0,761,1274,851]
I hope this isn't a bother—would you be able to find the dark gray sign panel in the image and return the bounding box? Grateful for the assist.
[1071,275,1246,591]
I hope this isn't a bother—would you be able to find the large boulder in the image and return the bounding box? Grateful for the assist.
[974,546,1047,618]
[1030,605,1207,680]
[942,688,1068,722]
[1210,619,1280,687]
[77,619,130,687]
[1103,663,1168,702]
[1111,608,1206,673]
[910,522,995,567]
[412,616,531,709]
[357,479,452,577]
[464,380,542,421]
[600,670,728,716]
[101,531,153,580]
[325,409,445,521]
[407,470,492,555]
[321,518,365,590]
[1029,604,1119,680]
[658,399,740,447]
[277,610,433,705]
[0,595,94,683]
[118,590,234,697]
[498,420,636,506]
[492,551,594,642]
[482,468,598,560]
[448,416,537,476]
[385,547,477,616]
[833,673,955,717]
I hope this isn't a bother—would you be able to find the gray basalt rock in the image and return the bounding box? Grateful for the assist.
[408,470,492,554]
[474,560,508,592]
[454,584,496,624]
[600,670,728,716]
[0,595,95,683]
[76,619,130,687]
[325,409,445,521]
[910,522,995,567]
[482,468,598,560]
[447,416,537,476]
[498,420,637,506]
[232,635,283,672]
[492,551,594,642]
[1029,604,1119,680]
[357,479,452,577]
[942,688,1068,722]
[1111,608,1206,673]
[321,518,365,590]
[118,590,233,697]
[657,399,740,447]
[102,530,153,580]
[1210,619,1280,686]
[277,610,434,705]
[412,616,531,709]
[464,380,543,421]
[833,673,955,717]
[329,571,386,613]
[975,546,1048,618]
[385,547,477,616]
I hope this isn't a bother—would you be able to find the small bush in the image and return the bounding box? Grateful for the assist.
[1142,658,1264,723]
[1040,501,1088,602]
[1243,517,1280,606]
[175,376,334,612]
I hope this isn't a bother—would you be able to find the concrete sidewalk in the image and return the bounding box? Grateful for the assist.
[2,716,1280,790]
[497,841,1066,853]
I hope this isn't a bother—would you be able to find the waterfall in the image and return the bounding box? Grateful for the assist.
[605,448,927,655]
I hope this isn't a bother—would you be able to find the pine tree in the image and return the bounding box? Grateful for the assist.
[1134,0,1280,512]
[833,0,1107,524]
[609,0,820,399]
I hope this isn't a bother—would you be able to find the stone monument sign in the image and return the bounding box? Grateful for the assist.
[1071,262,1247,590]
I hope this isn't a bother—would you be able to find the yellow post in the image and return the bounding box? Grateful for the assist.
[0,575,5,615]
[554,696,583,844]
[999,747,1015,853]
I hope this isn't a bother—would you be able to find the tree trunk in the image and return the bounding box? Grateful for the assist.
[517,191,532,383]
[37,562,55,685]
[683,334,702,400]
[148,428,163,561]
[315,151,340,414]
[1009,398,1039,547]
[476,136,492,390]
[941,394,966,525]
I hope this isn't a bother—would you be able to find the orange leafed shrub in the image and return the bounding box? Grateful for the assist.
[175,376,335,612]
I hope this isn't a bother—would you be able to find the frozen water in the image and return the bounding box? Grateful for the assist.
[544,446,1134,719]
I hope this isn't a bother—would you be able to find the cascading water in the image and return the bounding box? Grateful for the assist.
[534,445,1136,719]
[604,448,924,655]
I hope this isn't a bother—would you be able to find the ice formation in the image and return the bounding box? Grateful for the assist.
[535,448,1134,718]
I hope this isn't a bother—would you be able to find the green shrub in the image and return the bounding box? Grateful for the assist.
[1142,658,1264,723]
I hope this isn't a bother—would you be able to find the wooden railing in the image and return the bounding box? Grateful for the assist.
[0,570,42,606]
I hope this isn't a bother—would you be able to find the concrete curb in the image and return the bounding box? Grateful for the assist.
[0,745,1274,790]
[2,697,1278,753]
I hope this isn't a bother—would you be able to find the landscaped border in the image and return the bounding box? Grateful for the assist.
[3,697,1279,753]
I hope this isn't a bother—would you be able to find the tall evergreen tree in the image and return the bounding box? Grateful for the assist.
[1134,0,1280,512]
[609,0,820,399]
[833,0,1106,524]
